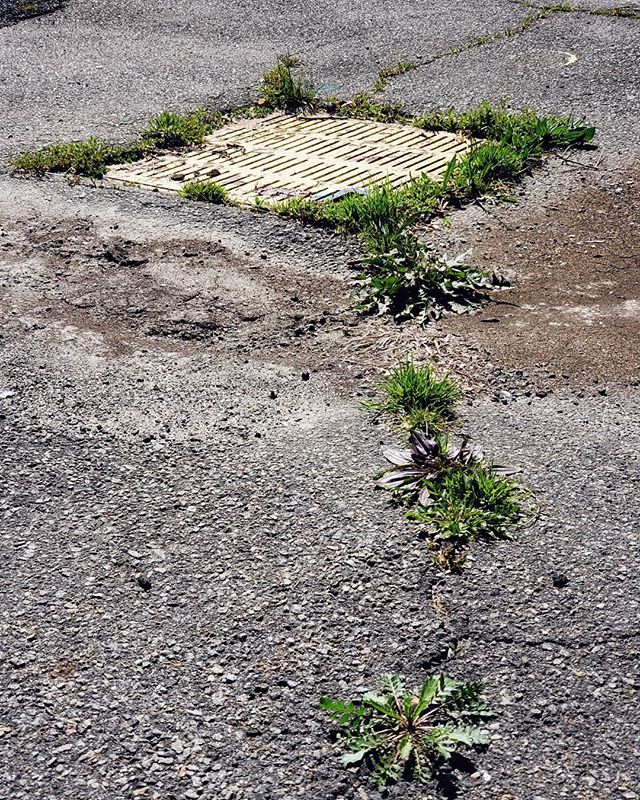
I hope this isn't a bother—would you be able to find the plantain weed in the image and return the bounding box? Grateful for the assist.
[321,674,494,787]
[364,360,462,432]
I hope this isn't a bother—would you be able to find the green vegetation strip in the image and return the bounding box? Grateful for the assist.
[367,359,532,571]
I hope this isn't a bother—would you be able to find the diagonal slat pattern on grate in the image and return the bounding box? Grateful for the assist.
[106,114,474,203]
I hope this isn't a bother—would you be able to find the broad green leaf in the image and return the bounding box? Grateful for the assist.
[341,749,369,766]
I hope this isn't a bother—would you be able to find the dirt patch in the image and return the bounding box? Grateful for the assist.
[443,173,640,391]
[2,217,353,361]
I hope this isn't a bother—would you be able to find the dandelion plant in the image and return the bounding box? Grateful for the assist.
[321,674,494,787]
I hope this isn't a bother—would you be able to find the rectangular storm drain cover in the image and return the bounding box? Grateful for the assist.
[106,114,474,204]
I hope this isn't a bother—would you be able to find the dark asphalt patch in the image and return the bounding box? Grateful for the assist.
[0,0,65,28]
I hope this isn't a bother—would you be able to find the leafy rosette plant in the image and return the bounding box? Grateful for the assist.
[378,428,483,506]
[321,674,494,786]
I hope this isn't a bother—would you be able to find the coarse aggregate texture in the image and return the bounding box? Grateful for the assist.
[1,1,639,798]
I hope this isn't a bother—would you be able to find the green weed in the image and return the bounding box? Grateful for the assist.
[335,92,407,123]
[10,137,147,178]
[592,6,640,17]
[409,463,527,569]
[373,61,418,93]
[453,141,529,196]
[414,100,595,148]
[179,180,230,204]
[377,429,529,569]
[365,360,462,431]
[258,54,317,111]
[321,674,494,787]
[355,244,502,324]
[258,195,328,223]
[141,108,223,148]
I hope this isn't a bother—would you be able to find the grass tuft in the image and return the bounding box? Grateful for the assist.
[377,428,531,570]
[179,180,231,204]
[410,463,524,540]
[335,92,407,123]
[409,463,527,570]
[141,108,224,149]
[365,360,462,431]
[10,106,225,178]
[258,54,317,111]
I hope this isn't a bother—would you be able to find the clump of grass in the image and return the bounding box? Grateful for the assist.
[258,54,317,111]
[410,463,525,540]
[327,182,417,241]
[179,180,230,204]
[257,195,328,223]
[373,61,418,93]
[141,108,224,149]
[452,141,528,196]
[321,674,494,787]
[414,100,595,149]
[410,464,526,570]
[10,105,226,179]
[364,360,462,431]
[10,137,147,178]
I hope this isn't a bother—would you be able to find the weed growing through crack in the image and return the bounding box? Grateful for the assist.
[179,181,231,204]
[373,61,418,93]
[335,92,407,123]
[592,6,640,17]
[377,429,529,570]
[11,108,225,178]
[413,100,595,149]
[321,674,494,787]
[258,54,317,111]
[364,360,462,432]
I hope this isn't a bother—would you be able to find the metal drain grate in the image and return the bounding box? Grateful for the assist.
[106,115,474,204]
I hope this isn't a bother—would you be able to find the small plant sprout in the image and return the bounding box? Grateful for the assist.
[258,54,317,111]
[365,360,462,431]
[321,674,494,787]
[179,181,231,204]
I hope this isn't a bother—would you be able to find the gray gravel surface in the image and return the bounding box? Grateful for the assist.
[1,1,639,799]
